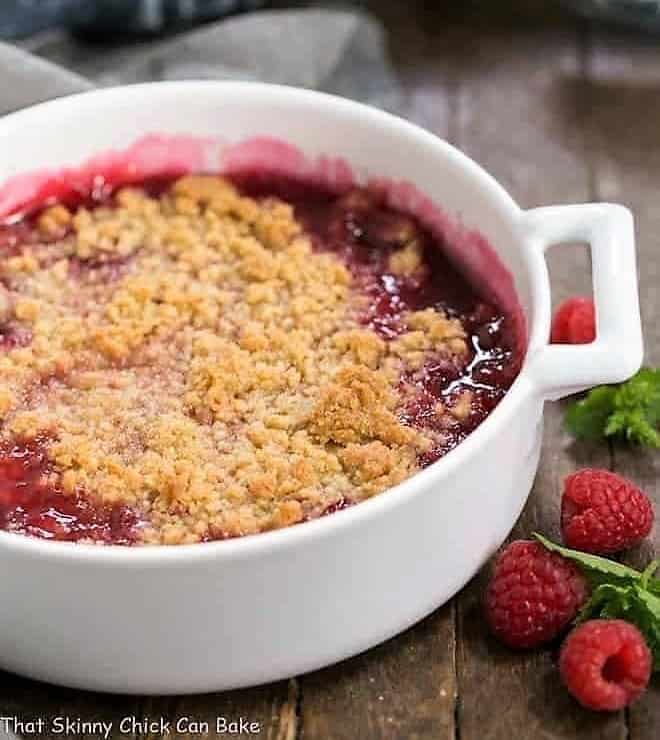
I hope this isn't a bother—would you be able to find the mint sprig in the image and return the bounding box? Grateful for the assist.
[565,369,660,447]
[534,534,660,669]
[534,534,643,585]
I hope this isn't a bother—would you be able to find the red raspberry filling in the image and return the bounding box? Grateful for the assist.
[0,220,35,256]
[236,176,521,467]
[0,325,32,352]
[0,173,523,545]
[0,438,141,544]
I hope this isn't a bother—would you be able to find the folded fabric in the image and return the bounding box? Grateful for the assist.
[1,0,266,40]
[1,9,403,116]
[0,41,92,116]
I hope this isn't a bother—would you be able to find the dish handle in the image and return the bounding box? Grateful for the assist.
[522,203,643,401]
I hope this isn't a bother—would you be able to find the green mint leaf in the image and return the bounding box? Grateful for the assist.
[647,579,660,597]
[564,385,617,441]
[615,369,660,425]
[533,534,642,586]
[641,560,660,588]
[633,586,660,671]
[577,583,634,623]
[564,368,660,448]
[535,536,660,670]
[606,409,660,447]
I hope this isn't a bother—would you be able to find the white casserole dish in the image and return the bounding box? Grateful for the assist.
[0,82,643,694]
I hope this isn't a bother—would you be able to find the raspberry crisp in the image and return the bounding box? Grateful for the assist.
[0,175,521,544]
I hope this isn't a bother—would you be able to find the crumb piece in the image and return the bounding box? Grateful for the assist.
[253,200,302,251]
[185,336,254,422]
[172,174,239,205]
[14,298,39,322]
[270,500,304,529]
[451,391,473,420]
[37,205,71,237]
[308,365,413,446]
[5,253,39,275]
[390,308,467,367]
[340,440,400,480]
[0,389,13,416]
[333,329,386,368]
[375,214,419,248]
[388,242,423,276]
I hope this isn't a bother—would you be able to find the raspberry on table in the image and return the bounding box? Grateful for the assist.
[560,619,651,711]
[551,297,596,344]
[484,540,588,649]
[562,469,654,554]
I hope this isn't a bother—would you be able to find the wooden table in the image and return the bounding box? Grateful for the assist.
[4,2,659,737]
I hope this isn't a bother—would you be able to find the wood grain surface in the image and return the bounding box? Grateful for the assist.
[2,2,658,738]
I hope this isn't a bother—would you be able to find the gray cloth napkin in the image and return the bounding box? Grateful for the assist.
[0,9,403,117]
[0,41,93,115]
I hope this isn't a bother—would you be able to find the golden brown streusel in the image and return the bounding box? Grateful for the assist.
[0,175,470,544]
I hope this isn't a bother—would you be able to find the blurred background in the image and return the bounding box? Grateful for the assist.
[5,1,660,111]
[3,0,660,40]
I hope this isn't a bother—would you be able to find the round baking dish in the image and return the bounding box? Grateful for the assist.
[0,82,643,694]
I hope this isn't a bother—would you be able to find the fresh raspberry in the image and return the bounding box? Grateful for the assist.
[484,540,588,648]
[562,469,654,554]
[551,297,596,344]
[560,620,651,711]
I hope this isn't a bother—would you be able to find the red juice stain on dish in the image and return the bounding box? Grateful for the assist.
[0,170,522,543]
[0,437,141,544]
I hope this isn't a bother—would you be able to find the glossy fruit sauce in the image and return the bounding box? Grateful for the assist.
[234,174,522,465]
[0,436,140,544]
[0,173,522,544]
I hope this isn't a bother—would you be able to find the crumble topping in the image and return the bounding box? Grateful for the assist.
[0,175,475,544]
[388,242,423,276]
